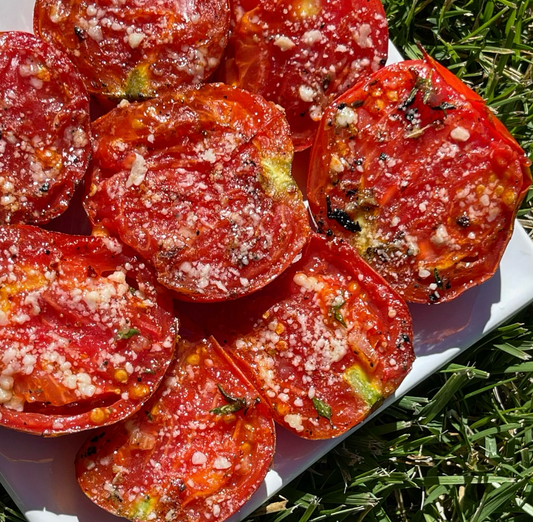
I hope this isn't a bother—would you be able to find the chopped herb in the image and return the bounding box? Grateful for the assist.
[312,397,333,424]
[434,268,443,288]
[430,101,456,117]
[210,384,247,415]
[115,328,140,340]
[399,70,435,110]
[404,122,437,139]
[331,299,348,328]
[399,86,418,110]
[326,195,362,233]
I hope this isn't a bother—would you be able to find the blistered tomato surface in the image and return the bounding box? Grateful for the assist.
[176,233,414,439]
[84,83,310,302]
[308,58,532,303]
[220,0,388,150]
[34,0,230,99]
[76,331,275,522]
[0,225,176,436]
[0,31,91,225]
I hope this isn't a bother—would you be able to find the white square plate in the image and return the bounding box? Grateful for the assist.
[1,3,533,521]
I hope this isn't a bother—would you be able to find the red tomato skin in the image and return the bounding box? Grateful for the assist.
[0,225,176,436]
[84,83,310,302]
[219,0,389,150]
[176,233,415,440]
[76,333,275,522]
[34,0,230,100]
[307,58,532,304]
[0,31,91,225]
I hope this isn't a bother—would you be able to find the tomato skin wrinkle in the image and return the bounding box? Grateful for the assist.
[0,225,176,436]
[84,83,310,302]
[307,58,532,304]
[76,334,275,522]
[0,31,91,226]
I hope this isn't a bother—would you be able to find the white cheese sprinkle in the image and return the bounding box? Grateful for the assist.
[128,32,145,49]
[126,153,148,188]
[298,85,316,103]
[192,451,207,465]
[273,36,296,51]
[450,126,470,142]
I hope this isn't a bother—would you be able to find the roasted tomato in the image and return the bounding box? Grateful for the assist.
[219,0,388,150]
[0,225,176,436]
[0,31,90,225]
[84,83,310,302]
[176,233,414,439]
[76,331,275,522]
[34,0,230,100]
[307,57,532,304]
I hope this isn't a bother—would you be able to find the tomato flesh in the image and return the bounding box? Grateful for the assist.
[0,225,176,435]
[307,59,532,303]
[34,0,230,99]
[84,83,310,301]
[220,0,388,150]
[176,233,414,439]
[76,331,275,522]
[0,31,90,225]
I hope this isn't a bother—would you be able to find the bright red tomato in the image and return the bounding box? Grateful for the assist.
[307,58,532,303]
[0,31,91,225]
[84,83,310,302]
[0,225,176,435]
[76,330,275,522]
[176,233,414,439]
[34,0,230,100]
[219,0,389,150]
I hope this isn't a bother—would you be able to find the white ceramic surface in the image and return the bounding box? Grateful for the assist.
[1,3,533,521]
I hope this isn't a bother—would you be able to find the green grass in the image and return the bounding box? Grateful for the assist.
[1,0,532,520]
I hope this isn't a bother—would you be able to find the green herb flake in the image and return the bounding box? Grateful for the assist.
[116,328,140,340]
[210,384,247,416]
[416,72,436,105]
[312,397,333,422]
[331,297,348,328]
[434,268,443,288]
[404,122,436,139]
[430,101,456,117]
